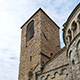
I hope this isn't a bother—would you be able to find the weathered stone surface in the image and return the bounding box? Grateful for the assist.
[18,8,60,80]
[18,3,80,80]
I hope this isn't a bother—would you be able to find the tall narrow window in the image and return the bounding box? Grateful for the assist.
[68,29,72,42]
[30,56,32,61]
[27,20,34,41]
[71,21,77,37]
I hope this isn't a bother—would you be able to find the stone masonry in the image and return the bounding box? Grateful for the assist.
[18,3,80,80]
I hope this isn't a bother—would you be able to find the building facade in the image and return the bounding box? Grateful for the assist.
[18,3,80,80]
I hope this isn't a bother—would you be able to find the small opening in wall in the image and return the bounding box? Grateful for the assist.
[72,59,75,65]
[41,61,44,70]
[50,53,53,57]
[66,73,68,76]
[30,56,32,61]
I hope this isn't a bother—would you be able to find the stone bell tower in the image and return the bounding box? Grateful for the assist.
[18,8,60,80]
[63,3,80,80]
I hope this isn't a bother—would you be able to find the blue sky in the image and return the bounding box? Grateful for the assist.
[0,0,80,80]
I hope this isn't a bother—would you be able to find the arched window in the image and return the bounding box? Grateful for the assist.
[71,21,77,37]
[68,29,72,42]
[27,20,34,41]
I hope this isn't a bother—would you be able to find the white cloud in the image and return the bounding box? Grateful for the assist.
[0,0,79,80]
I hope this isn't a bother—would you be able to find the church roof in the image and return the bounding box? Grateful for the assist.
[44,46,66,67]
[21,8,60,29]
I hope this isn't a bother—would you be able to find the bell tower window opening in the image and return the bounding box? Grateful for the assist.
[27,20,34,41]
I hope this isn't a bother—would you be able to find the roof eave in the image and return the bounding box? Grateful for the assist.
[20,8,60,29]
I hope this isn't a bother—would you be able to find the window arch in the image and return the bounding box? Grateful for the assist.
[71,21,77,37]
[68,50,72,59]
[54,72,59,78]
[68,29,72,42]
[27,20,34,41]
[28,69,33,80]
[44,74,50,80]
[41,76,44,80]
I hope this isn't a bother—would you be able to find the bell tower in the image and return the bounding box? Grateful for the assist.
[18,8,60,80]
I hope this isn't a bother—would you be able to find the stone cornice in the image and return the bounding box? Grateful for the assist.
[37,63,69,76]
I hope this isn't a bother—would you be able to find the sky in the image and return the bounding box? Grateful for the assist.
[0,0,80,80]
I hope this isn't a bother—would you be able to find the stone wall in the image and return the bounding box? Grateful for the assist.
[37,47,69,80]
[67,34,80,80]
[18,8,61,80]
[41,10,60,57]
[18,10,41,80]
[40,10,60,64]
